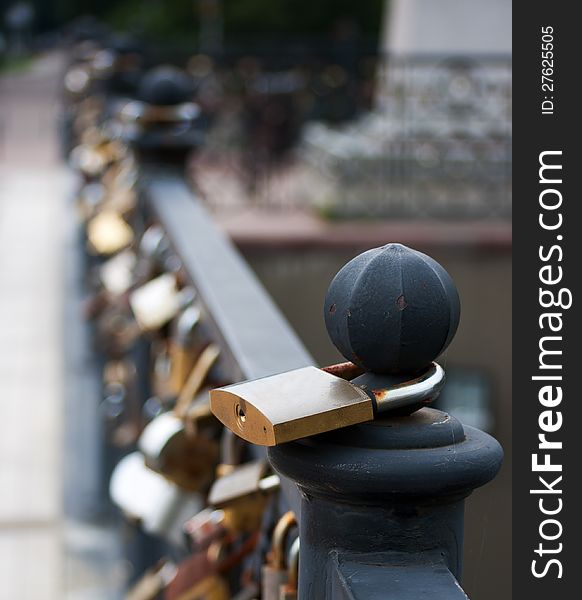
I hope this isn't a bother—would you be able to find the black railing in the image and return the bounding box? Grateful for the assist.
[64,41,504,600]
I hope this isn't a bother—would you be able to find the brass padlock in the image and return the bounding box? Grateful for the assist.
[172,305,205,389]
[279,537,299,600]
[210,363,444,446]
[152,305,203,401]
[211,244,458,445]
[129,273,181,332]
[261,512,297,600]
[139,343,222,492]
[86,209,134,256]
[99,158,138,217]
[70,142,109,178]
[207,460,280,533]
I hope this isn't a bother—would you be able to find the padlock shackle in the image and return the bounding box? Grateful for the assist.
[271,511,297,570]
[321,361,365,380]
[366,361,446,414]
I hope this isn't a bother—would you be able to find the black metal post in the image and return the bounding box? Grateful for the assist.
[269,407,502,599]
[267,244,504,599]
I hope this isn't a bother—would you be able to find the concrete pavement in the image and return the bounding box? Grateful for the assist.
[0,53,123,599]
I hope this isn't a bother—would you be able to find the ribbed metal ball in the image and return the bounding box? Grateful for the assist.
[137,66,194,106]
[324,243,460,374]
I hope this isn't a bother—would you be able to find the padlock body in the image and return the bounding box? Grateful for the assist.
[261,565,288,600]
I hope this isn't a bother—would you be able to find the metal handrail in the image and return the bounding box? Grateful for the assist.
[144,169,312,514]
[145,171,313,382]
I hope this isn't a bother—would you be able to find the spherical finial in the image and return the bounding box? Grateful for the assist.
[324,244,460,374]
[137,66,194,106]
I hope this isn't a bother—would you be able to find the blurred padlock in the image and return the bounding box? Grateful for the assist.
[110,451,203,548]
[129,273,182,333]
[75,181,105,222]
[99,156,138,216]
[152,305,202,401]
[101,359,142,447]
[99,249,136,296]
[134,225,175,284]
[86,209,134,256]
[207,460,280,534]
[278,537,299,600]
[261,511,297,600]
[183,508,228,554]
[70,141,109,178]
[139,343,221,492]
[126,560,177,600]
[163,552,229,600]
[94,301,140,356]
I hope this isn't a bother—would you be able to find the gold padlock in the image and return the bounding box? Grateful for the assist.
[210,362,445,446]
[86,209,134,256]
[211,243,459,446]
[152,305,203,401]
[171,306,205,393]
[100,158,138,216]
[261,512,297,600]
[139,343,222,492]
[207,460,280,533]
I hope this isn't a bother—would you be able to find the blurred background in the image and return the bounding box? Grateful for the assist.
[0,1,511,599]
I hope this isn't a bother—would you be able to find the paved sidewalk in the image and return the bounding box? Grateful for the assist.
[0,52,68,600]
[1,52,126,600]
[0,53,69,599]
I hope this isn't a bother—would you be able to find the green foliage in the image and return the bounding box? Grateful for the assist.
[223,0,384,35]
[107,0,198,39]
[47,0,386,43]
[0,55,33,74]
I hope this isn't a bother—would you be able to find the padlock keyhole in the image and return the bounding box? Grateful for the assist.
[235,403,246,428]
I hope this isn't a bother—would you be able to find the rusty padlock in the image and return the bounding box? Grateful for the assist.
[183,507,228,554]
[163,551,230,600]
[261,511,297,600]
[126,560,177,600]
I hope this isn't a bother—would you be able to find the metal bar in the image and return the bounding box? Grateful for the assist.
[331,557,469,600]
[144,170,313,514]
[145,172,314,382]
